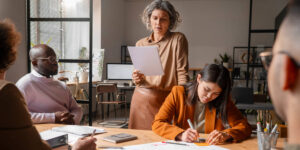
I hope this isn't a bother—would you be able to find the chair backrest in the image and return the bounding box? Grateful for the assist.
[232,87,254,104]
[96,83,118,94]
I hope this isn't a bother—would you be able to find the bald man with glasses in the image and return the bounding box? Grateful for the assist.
[16,44,82,125]
[260,0,300,149]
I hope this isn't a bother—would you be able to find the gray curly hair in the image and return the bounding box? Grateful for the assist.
[141,0,181,31]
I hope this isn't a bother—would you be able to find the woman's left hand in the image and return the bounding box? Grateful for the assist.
[206,130,232,145]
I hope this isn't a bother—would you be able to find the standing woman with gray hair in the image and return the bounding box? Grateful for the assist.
[129,0,189,129]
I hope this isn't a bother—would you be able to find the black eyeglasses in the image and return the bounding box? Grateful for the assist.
[260,51,300,71]
[36,56,59,64]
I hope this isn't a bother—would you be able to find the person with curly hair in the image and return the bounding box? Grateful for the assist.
[0,19,96,150]
[129,0,189,130]
[0,20,20,74]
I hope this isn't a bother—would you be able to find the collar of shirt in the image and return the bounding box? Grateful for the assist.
[31,69,53,79]
[147,31,171,43]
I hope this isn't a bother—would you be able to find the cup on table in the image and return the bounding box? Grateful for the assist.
[257,131,279,150]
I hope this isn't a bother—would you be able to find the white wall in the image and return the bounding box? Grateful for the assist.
[123,0,288,68]
[101,0,126,79]
[0,0,27,83]
[1,0,288,81]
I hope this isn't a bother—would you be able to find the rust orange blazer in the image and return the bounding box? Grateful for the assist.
[152,86,252,142]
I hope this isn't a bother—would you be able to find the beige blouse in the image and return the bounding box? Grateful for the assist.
[194,100,206,133]
[135,32,189,91]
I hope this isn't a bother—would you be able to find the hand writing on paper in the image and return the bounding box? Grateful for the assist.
[206,130,232,145]
[132,70,145,85]
[55,111,75,124]
[176,128,199,142]
[72,136,97,150]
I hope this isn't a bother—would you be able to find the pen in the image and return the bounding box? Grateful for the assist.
[271,124,278,134]
[91,129,96,137]
[98,146,123,149]
[257,122,262,132]
[187,119,199,142]
[266,122,270,133]
[187,119,194,129]
[164,141,189,146]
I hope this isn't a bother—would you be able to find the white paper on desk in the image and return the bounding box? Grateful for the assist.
[52,125,106,136]
[128,46,164,76]
[112,140,228,150]
[40,129,83,144]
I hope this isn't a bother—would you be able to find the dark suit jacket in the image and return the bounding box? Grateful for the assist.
[0,80,51,150]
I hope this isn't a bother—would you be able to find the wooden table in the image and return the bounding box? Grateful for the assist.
[36,124,286,150]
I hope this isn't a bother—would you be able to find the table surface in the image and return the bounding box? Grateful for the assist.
[35,124,286,150]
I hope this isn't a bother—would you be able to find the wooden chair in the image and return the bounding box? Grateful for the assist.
[96,83,127,127]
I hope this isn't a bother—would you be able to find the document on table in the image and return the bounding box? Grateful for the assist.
[127,46,164,76]
[40,125,106,144]
[103,140,228,150]
[52,125,106,136]
[40,129,82,144]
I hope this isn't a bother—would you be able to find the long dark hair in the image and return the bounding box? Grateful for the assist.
[184,64,231,125]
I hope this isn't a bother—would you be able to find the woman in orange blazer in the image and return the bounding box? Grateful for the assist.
[152,64,251,145]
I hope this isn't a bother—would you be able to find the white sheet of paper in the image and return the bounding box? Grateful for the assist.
[52,125,106,136]
[103,140,228,150]
[127,46,164,76]
[40,129,83,144]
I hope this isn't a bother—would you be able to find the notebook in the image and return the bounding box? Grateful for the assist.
[40,129,82,144]
[41,125,106,144]
[40,130,68,148]
[52,125,106,136]
[102,133,137,143]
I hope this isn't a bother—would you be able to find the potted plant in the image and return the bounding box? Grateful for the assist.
[78,47,89,82]
[219,52,230,68]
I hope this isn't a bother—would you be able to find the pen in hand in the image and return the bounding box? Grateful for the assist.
[91,129,96,138]
[187,119,194,130]
[187,119,199,142]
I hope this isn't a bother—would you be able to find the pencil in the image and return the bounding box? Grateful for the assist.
[165,141,188,146]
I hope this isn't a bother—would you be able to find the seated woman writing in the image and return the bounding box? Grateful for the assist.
[152,64,251,145]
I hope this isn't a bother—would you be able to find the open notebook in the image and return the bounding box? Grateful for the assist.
[52,125,106,136]
[40,125,106,144]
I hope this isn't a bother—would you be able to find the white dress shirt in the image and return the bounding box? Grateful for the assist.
[16,70,82,124]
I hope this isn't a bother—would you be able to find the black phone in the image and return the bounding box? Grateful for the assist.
[198,137,206,143]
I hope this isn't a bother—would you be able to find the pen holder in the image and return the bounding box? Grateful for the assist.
[257,131,279,150]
